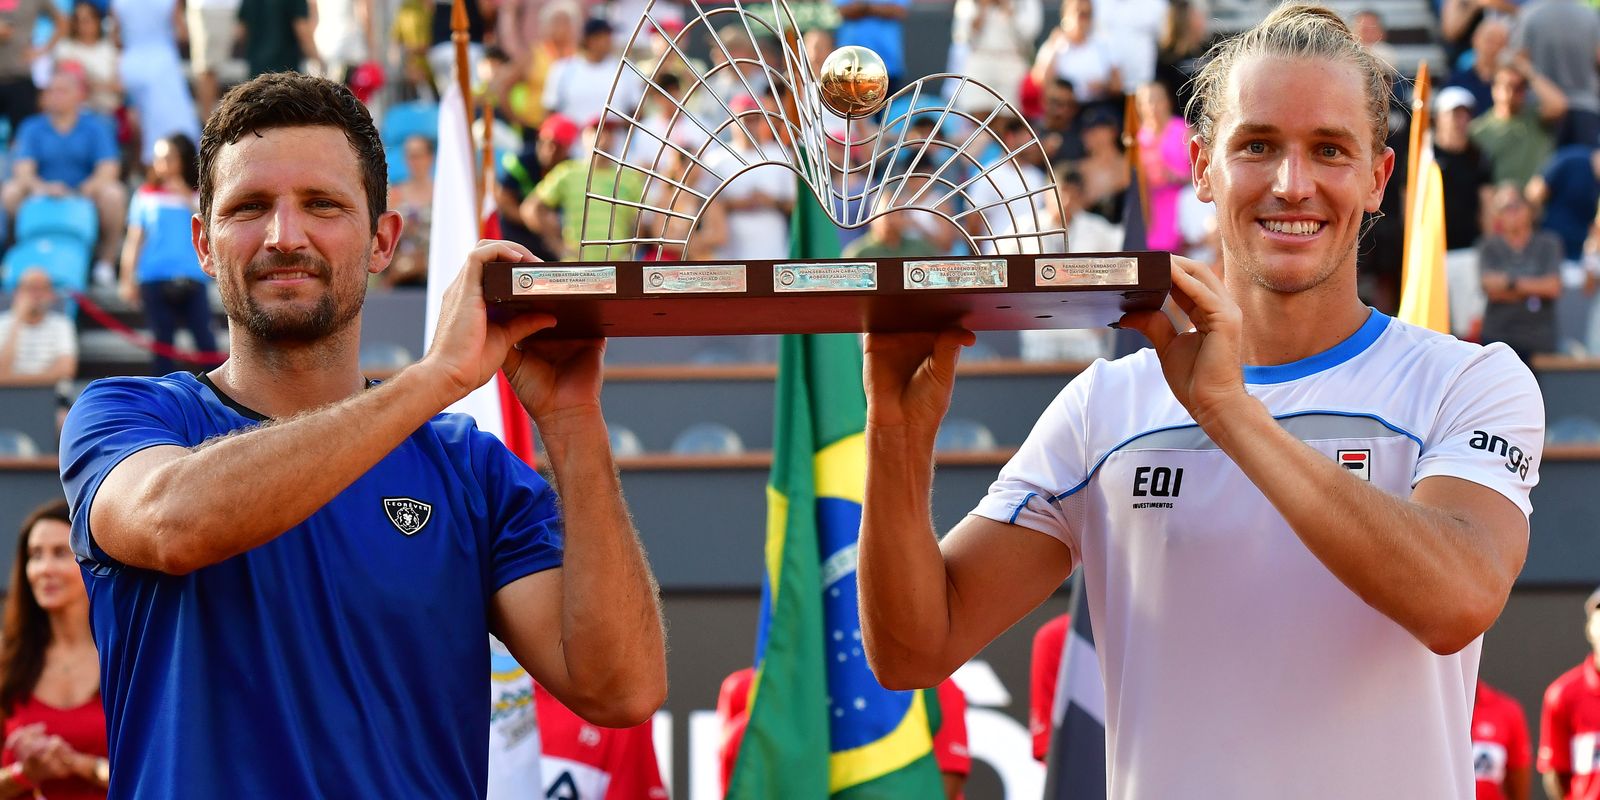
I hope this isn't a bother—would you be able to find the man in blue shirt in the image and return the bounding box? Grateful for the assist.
[58,72,667,798]
[834,0,911,86]
[1,67,125,282]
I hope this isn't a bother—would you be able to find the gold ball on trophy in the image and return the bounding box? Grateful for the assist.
[818,46,890,119]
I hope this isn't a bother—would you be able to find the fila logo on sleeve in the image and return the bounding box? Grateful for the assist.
[1337,450,1370,481]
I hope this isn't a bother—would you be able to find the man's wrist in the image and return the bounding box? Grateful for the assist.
[1190,391,1268,442]
[531,404,606,441]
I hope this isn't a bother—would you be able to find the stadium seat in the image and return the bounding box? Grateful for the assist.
[1548,416,1600,445]
[934,418,997,452]
[15,195,98,245]
[609,424,644,458]
[2,236,92,296]
[382,101,440,149]
[0,428,40,458]
[358,341,413,372]
[670,422,745,455]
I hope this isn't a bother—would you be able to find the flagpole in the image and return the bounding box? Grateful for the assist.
[480,94,496,238]
[1123,93,1150,230]
[451,0,482,209]
[1402,62,1431,288]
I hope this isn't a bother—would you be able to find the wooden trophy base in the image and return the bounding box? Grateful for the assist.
[482,252,1170,338]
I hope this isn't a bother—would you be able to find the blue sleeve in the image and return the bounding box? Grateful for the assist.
[59,379,189,572]
[12,116,40,162]
[476,433,564,591]
[90,114,117,165]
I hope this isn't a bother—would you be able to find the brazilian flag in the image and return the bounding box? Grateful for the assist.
[726,184,945,799]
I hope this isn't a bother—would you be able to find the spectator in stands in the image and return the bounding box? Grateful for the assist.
[1470,60,1568,187]
[949,0,1041,114]
[310,0,376,84]
[534,683,668,799]
[0,0,65,137]
[1037,78,1086,165]
[1155,0,1207,114]
[712,93,794,261]
[187,0,240,117]
[834,0,910,88]
[0,268,76,388]
[53,2,120,118]
[239,0,317,78]
[1440,0,1518,69]
[385,134,435,288]
[1472,678,1531,800]
[0,499,109,798]
[637,148,727,261]
[1538,587,1600,800]
[1072,107,1129,223]
[111,0,201,166]
[1094,0,1167,95]
[1480,187,1564,361]
[501,115,576,262]
[118,134,216,375]
[425,0,490,94]
[1351,8,1400,69]
[1434,86,1494,337]
[1135,80,1190,254]
[844,201,939,259]
[1,69,125,283]
[532,118,646,260]
[1448,17,1510,117]
[501,1,579,137]
[1029,0,1120,106]
[1528,145,1600,350]
[1513,0,1600,146]
[543,18,638,154]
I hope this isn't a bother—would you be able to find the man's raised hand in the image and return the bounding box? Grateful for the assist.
[864,329,975,438]
[1119,255,1248,428]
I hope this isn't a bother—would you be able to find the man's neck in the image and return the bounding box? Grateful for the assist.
[47,108,79,130]
[1227,261,1372,369]
[208,323,368,418]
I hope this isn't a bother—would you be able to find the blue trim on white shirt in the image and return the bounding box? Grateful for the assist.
[1028,409,1422,509]
[1242,308,1390,385]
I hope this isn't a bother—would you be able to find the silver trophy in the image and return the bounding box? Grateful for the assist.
[482,0,1167,337]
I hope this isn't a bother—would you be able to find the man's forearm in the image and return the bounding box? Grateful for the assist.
[538,412,666,706]
[111,363,458,572]
[859,424,953,680]
[1199,396,1515,652]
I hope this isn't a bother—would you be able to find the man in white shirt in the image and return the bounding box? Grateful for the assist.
[543,17,641,156]
[858,6,1542,798]
[0,267,76,387]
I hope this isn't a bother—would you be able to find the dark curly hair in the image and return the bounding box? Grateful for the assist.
[0,499,71,718]
[199,72,388,233]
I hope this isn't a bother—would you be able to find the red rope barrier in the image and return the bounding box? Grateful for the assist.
[70,290,228,365]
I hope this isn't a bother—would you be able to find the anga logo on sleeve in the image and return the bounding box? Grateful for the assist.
[382,498,433,536]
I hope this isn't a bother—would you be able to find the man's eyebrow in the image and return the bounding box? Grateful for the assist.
[1228,122,1361,143]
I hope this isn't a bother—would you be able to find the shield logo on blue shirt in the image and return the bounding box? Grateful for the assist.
[382,497,433,536]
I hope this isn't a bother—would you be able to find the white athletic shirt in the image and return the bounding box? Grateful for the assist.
[972,309,1544,799]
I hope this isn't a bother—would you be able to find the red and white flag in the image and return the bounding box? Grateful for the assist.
[422,83,542,800]
[422,83,536,465]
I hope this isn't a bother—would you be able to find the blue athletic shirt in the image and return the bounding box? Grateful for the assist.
[58,372,565,799]
[125,186,207,283]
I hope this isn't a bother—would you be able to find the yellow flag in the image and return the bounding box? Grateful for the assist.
[1398,140,1451,334]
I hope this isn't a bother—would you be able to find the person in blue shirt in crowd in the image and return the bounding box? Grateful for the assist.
[58,72,666,798]
[834,0,911,88]
[1,66,125,282]
[117,133,219,375]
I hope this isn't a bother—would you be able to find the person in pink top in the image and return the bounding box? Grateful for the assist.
[1135,80,1193,253]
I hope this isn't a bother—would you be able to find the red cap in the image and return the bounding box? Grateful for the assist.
[541,114,580,151]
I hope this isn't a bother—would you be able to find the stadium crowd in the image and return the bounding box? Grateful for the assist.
[0,0,1594,798]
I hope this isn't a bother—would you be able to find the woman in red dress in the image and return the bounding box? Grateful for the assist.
[0,499,108,799]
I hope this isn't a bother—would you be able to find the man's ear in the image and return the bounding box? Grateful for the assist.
[192,214,218,279]
[367,210,404,276]
[1190,134,1213,203]
[1367,145,1396,214]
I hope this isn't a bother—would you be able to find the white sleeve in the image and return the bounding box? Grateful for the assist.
[970,360,1097,554]
[1413,343,1544,517]
[541,61,566,113]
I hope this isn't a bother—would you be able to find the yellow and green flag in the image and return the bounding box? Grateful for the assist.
[726,184,945,799]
